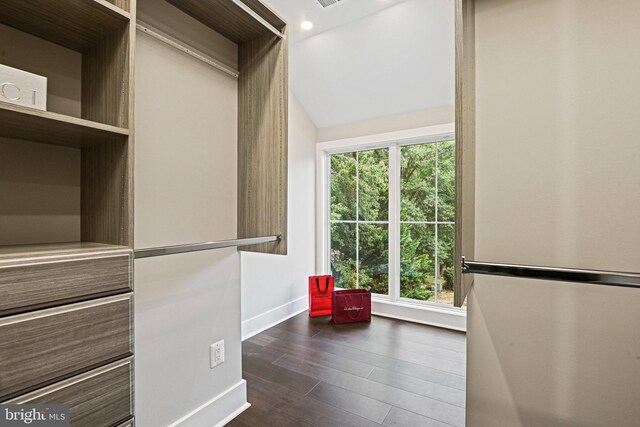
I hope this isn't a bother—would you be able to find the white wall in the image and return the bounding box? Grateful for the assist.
[240,94,317,340]
[288,0,454,129]
[468,1,640,425]
[316,105,454,143]
[134,2,247,424]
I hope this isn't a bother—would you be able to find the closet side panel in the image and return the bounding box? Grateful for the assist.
[238,32,288,255]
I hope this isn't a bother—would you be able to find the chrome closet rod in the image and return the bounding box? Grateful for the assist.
[135,235,280,259]
[461,257,640,289]
[136,22,240,78]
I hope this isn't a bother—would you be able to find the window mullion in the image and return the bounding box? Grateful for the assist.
[389,145,400,302]
[325,153,332,274]
[434,142,439,303]
[355,151,359,289]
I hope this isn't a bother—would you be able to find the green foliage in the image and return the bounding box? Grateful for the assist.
[437,142,456,222]
[358,222,388,294]
[401,144,436,222]
[330,153,356,221]
[329,142,456,302]
[358,150,389,221]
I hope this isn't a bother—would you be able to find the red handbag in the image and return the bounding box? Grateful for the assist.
[332,289,371,324]
[308,275,334,317]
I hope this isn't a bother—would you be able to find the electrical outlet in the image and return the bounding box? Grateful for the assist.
[210,340,225,368]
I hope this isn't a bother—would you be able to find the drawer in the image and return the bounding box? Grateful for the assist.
[0,251,132,316]
[0,294,132,400]
[6,358,133,427]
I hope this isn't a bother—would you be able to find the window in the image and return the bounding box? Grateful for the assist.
[400,142,456,304]
[330,149,389,295]
[324,132,463,308]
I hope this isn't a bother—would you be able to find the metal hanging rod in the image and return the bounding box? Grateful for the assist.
[461,257,640,289]
[136,22,240,79]
[135,235,280,259]
[230,0,285,39]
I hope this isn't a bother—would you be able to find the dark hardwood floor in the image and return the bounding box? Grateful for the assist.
[228,313,466,427]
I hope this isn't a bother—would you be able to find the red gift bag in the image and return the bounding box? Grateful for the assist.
[332,289,371,324]
[308,275,334,317]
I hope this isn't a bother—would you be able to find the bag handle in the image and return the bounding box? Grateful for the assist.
[315,276,330,295]
[342,294,365,320]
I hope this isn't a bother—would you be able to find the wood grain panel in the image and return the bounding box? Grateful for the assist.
[0,294,132,401]
[454,0,476,307]
[0,242,129,262]
[165,0,285,44]
[81,140,130,247]
[0,0,129,52]
[80,19,132,248]
[7,358,133,427]
[238,32,288,255]
[104,0,131,13]
[240,0,286,32]
[0,103,128,148]
[0,252,132,316]
[82,24,131,128]
[0,0,136,418]
[125,1,136,251]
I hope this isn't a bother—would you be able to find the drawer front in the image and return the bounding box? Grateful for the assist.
[0,294,132,400]
[7,358,133,427]
[0,252,132,316]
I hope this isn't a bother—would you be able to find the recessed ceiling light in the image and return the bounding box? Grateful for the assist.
[301,21,314,31]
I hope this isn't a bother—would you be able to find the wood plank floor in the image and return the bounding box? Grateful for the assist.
[228,313,467,427]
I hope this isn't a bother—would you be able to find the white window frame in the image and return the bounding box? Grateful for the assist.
[316,123,466,331]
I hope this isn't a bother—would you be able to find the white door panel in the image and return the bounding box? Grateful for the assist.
[468,1,640,425]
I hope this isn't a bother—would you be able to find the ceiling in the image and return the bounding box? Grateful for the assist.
[266,0,412,44]
[265,0,455,130]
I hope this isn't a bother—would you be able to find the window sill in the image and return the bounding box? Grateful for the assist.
[371,298,467,332]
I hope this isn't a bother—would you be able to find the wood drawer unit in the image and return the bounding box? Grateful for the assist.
[0,250,132,316]
[6,358,134,427]
[0,294,133,401]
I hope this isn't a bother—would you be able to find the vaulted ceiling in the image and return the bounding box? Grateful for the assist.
[265,0,455,129]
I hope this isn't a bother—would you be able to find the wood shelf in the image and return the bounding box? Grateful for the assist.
[95,0,132,17]
[0,242,130,264]
[0,102,129,148]
[165,0,285,44]
[0,0,130,52]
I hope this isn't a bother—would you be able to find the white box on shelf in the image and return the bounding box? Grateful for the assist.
[0,64,47,110]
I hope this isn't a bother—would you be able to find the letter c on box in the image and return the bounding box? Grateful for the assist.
[1,82,21,101]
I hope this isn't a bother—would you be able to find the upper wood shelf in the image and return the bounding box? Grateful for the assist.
[0,242,130,264]
[165,0,286,44]
[0,102,129,148]
[0,0,130,52]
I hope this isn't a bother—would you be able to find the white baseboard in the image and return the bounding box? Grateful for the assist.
[169,380,249,427]
[215,402,251,427]
[372,299,467,332]
[242,296,308,341]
